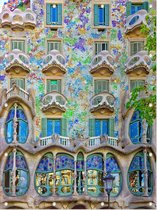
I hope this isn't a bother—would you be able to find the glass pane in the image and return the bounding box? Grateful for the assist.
[47,120,53,136]
[54,120,61,134]
[95,120,101,136]
[102,120,108,135]
[6,120,13,143]
[18,120,28,143]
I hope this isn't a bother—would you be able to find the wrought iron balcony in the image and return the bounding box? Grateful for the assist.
[42,50,66,75]
[125,10,147,34]
[90,51,115,76]
[0,8,36,30]
[4,49,30,73]
[125,51,151,74]
[90,92,115,113]
[42,91,67,113]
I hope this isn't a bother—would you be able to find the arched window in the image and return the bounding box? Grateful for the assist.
[3,150,29,196]
[106,153,121,196]
[129,110,152,144]
[5,104,28,144]
[76,152,84,194]
[35,153,54,196]
[86,154,104,196]
[128,151,153,196]
[55,154,74,196]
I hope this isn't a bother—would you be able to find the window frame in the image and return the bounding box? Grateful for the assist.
[129,78,145,92]
[10,77,26,90]
[94,78,110,94]
[46,39,62,54]
[94,40,110,55]
[10,38,26,53]
[128,38,146,56]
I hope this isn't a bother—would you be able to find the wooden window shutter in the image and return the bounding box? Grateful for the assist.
[104,4,109,26]
[57,80,61,93]
[46,4,51,25]
[109,118,114,137]
[126,2,132,17]
[18,79,25,89]
[89,119,95,137]
[130,80,137,91]
[42,118,47,137]
[94,5,99,26]
[103,80,109,91]
[61,118,67,136]
[142,2,149,11]
[47,80,52,93]
[58,4,62,25]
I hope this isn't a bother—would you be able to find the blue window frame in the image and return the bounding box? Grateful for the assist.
[126,2,149,16]
[94,4,109,26]
[47,119,61,136]
[5,105,28,144]
[95,119,109,136]
[46,4,62,25]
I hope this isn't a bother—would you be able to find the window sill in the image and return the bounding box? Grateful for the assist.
[45,24,63,29]
[93,26,112,30]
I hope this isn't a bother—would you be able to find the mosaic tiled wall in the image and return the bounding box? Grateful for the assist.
[0,0,155,140]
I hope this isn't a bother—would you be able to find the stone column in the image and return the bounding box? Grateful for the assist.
[103,153,107,196]
[53,155,56,196]
[84,156,87,195]
[73,157,77,195]
[143,149,148,196]
[13,103,18,144]
[12,148,17,196]
[142,119,147,144]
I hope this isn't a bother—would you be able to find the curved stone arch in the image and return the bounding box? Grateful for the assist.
[0,102,34,146]
[69,201,90,209]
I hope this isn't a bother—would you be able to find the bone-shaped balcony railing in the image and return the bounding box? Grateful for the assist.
[5,49,30,72]
[125,10,147,33]
[125,51,151,74]
[42,91,67,112]
[90,92,115,112]
[0,8,36,29]
[42,50,66,73]
[90,50,115,73]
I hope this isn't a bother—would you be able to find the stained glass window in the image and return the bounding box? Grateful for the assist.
[5,105,28,144]
[35,153,54,196]
[3,150,29,196]
[86,154,104,196]
[55,154,74,196]
[128,151,153,196]
[76,152,84,194]
[106,153,121,197]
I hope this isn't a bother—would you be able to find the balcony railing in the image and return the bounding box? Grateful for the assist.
[42,91,67,112]
[125,51,151,74]
[125,10,147,34]
[4,49,30,73]
[42,50,66,74]
[90,50,115,75]
[90,92,115,113]
[0,8,36,30]
[39,134,119,149]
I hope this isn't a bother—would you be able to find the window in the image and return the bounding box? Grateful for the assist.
[35,153,54,196]
[76,152,84,195]
[11,40,25,52]
[47,79,61,93]
[41,118,67,137]
[94,4,110,26]
[89,118,114,137]
[95,41,109,55]
[46,3,62,26]
[94,79,109,94]
[130,41,144,55]
[3,150,29,196]
[130,80,145,91]
[47,40,61,53]
[10,78,25,90]
[5,104,28,144]
[128,151,153,196]
[126,2,149,16]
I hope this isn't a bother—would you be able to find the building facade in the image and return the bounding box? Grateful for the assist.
[0,0,156,209]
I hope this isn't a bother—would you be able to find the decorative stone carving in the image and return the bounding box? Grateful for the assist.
[125,10,147,34]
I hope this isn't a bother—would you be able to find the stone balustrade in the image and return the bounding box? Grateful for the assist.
[42,91,67,112]
[125,10,147,33]
[125,51,151,74]
[90,92,115,112]
[0,8,36,30]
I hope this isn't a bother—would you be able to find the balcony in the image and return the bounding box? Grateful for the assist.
[4,49,30,75]
[125,10,147,34]
[0,8,36,30]
[125,51,151,76]
[90,51,114,77]
[90,92,115,114]
[0,84,35,117]
[38,134,119,150]
[42,91,67,113]
[42,50,66,76]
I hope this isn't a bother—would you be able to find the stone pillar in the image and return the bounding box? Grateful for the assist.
[103,153,107,196]
[143,149,148,196]
[13,103,18,144]
[53,155,56,196]
[12,148,17,196]
[84,156,87,195]
[74,157,77,195]
[142,119,147,144]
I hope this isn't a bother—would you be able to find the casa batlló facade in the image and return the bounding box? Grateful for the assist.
[0,0,156,209]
